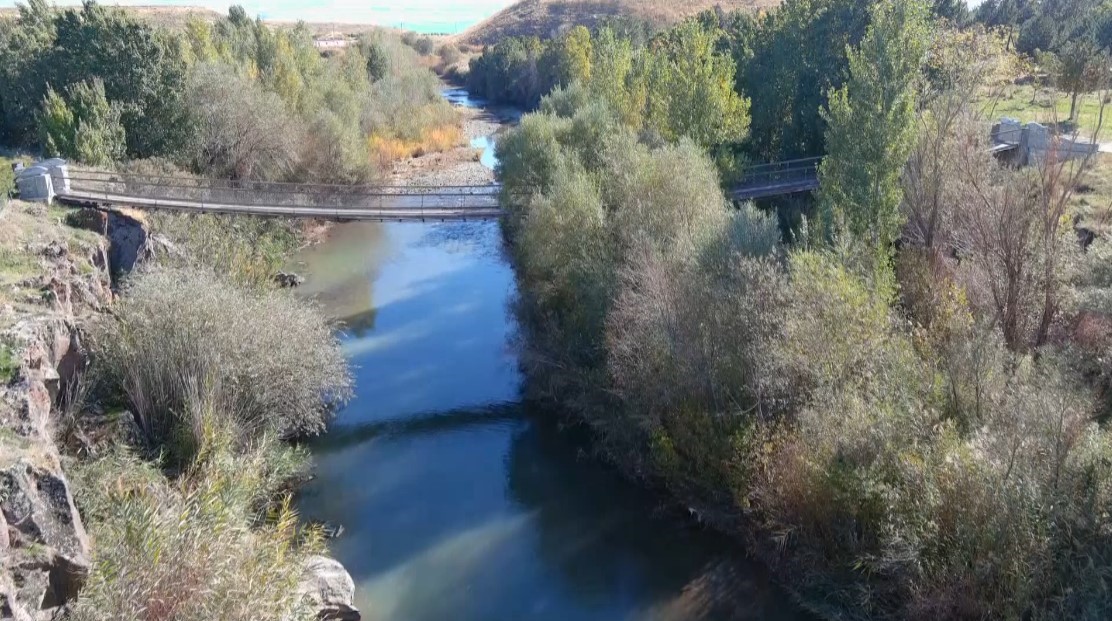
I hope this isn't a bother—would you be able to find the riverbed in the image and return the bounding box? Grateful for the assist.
[292,88,810,621]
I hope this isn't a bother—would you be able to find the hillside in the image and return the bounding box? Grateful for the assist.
[0,5,222,29]
[0,5,385,36]
[457,0,780,45]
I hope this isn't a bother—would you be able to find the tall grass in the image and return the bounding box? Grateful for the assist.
[90,267,352,465]
[70,421,324,621]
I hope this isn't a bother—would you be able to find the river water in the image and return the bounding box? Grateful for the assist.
[292,89,810,621]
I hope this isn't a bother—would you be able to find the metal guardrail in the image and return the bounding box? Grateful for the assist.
[64,170,523,214]
[732,156,823,197]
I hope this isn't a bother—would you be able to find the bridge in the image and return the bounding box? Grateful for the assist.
[730,156,821,201]
[54,169,507,221]
[44,163,826,220]
[22,155,831,222]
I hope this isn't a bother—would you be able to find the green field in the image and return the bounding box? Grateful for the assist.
[979,82,1112,141]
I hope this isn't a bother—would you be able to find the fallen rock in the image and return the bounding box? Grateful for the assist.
[298,556,361,621]
[274,272,306,288]
[106,211,151,280]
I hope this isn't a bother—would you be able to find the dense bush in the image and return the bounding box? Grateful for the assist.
[91,267,352,464]
[0,2,457,179]
[471,21,748,156]
[500,0,1112,617]
[39,79,127,166]
[71,433,323,621]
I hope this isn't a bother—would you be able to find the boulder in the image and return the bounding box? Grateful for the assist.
[298,556,361,621]
[106,212,152,280]
[274,272,306,288]
[0,460,91,612]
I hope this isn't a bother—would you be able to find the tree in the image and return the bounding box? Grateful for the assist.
[0,0,58,144]
[184,63,302,180]
[42,2,188,157]
[643,20,751,149]
[738,0,874,160]
[1017,14,1058,55]
[39,86,76,158]
[931,0,970,24]
[1041,40,1108,122]
[552,25,593,85]
[39,79,125,166]
[819,0,928,269]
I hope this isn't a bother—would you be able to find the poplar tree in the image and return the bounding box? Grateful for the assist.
[819,0,929,269]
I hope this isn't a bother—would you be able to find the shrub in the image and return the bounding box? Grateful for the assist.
[437,43,462,66]
[91,267,352,464]
[146,210,300,287]
[39,79,127,166]
[184,63,304,181]
[70,429,324,621]
[413,35,436,56]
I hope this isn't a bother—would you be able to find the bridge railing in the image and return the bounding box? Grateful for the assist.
[64,170,522,212]
[734,156,823,191]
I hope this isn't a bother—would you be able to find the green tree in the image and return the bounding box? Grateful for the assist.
[1041,40,1108,122]
[739,0,874,160]
[819,0,928,266]
[39,86,76,158]
[0,0,58,144]
[644,20,750,149]
[39,79,126,166]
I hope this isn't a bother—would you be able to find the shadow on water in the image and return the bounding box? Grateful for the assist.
[302,403,811,621]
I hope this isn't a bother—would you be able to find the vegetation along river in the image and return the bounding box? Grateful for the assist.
[292,87,812,621]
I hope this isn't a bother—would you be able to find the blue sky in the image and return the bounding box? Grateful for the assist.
[0,0,518,32]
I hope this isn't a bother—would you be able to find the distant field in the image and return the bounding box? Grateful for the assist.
[456,0,781,45]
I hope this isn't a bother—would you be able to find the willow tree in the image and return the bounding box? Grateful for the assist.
[819,0,929,274]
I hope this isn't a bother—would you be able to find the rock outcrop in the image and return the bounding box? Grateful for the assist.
[0,318,96,620]
[0,211,108,620]
[299,556,361,621]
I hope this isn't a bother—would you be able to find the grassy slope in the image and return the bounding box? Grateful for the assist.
[978,83,1111,141]
[456,0,781,45]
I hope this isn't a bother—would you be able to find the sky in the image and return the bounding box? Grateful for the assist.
[0,0,519,32]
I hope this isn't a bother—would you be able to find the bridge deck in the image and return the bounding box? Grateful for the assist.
[57,190,503,221]
[730,178,819,201]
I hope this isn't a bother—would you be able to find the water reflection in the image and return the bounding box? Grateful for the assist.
[296,218,809,621]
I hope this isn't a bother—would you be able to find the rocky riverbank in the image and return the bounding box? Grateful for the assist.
[0,201,358,620]
[385,92,510,187]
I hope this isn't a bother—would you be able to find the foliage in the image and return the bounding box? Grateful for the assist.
[1,2,458,181]
[819,0,929,270]
[500,4,1112,617]
[90,267,352,465]
[183,63,303,181]
[734,0,873,160]
[70,436,324,621]
[469,20,749,153]
[38,79,127,166]
[1039,39,1109,121]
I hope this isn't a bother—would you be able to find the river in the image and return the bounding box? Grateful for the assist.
[292,88,811,621]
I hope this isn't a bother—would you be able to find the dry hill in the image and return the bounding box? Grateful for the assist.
[0,5,385,36]
[457,0,780,45]
[0,5,222,29]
